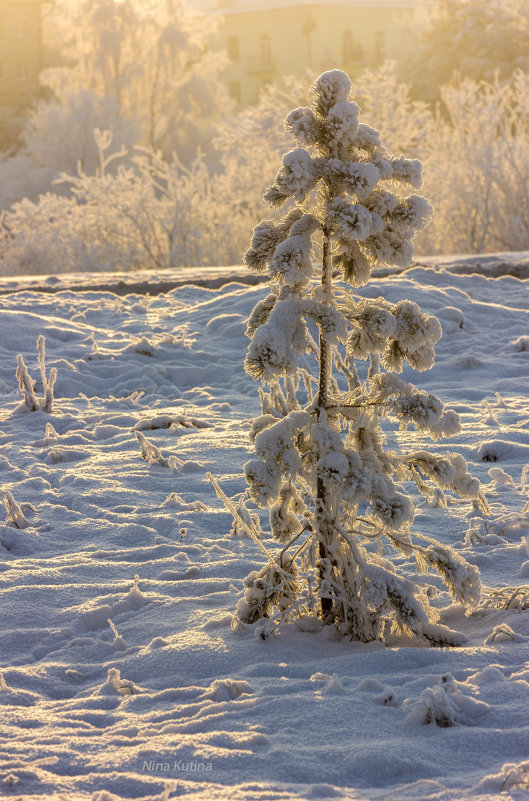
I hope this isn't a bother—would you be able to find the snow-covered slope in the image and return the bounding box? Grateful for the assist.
[1,260,529,800]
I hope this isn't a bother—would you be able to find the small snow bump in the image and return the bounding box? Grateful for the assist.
[484,624,516,644]
[454,353,483,368]
[294,614,324,633]
[437,305,465,333]
[310,672,333,682]
[306,784,342,798]
[478,440,516,463]
[158,567,200,580]
[467,666,506,686]
[321,675,345,695]
[376,685,399,706]
[511,335,529,353]
[203,678,253,702]
[97,668,138,696]
[519,560,529,578]
[358,678,384,692]
[147,637,169,649]
[488,467,514,485]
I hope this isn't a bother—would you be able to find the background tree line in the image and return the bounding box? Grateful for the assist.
[0,0,528,274]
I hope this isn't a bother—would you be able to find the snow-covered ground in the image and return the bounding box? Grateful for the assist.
[1,257,529,801]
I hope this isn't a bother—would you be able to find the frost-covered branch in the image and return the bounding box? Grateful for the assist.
[2,491,36,529]
[16,336,57,413]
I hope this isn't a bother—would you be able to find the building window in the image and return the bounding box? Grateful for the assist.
[16,17,32,39]
[260,34,272,69]
[343,30,354,62]
[229,81,241,105]
[342,30,364,65]
[228,36,239,62]
[375,30,385,65]
[18,60,33,81]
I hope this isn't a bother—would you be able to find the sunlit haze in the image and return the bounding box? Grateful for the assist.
[1,3,529,800]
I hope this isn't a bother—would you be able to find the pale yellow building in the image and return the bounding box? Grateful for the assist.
[0,0,43,109]
[199,0,421,106]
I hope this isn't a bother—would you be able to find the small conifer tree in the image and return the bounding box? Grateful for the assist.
[228,70,488,645]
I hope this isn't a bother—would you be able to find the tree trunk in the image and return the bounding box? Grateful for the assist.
[317,224,333,618]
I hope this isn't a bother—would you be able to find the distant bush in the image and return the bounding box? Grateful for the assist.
[420,71,529,254]
[0,131,252,274]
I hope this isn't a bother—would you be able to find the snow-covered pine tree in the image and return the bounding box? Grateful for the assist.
[231,70,488,646]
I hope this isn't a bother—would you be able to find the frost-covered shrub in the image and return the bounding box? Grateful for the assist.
[0,132,249,274]
[213,76,312,235]
[16,336,56,412]
[21,88,138,182]
[404,673,490,726]
[0,0,228,212]
[349,62,432,156]
[222,69,488,646]
[135,431,168,466]
[40,0,228,162]
[420,71,529,254]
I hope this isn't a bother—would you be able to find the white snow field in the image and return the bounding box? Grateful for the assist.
[1,256,529,801]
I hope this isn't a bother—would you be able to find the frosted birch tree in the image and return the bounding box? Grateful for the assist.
[402,0,529,102]
[227,70,488,646]
[35,0,228,164]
